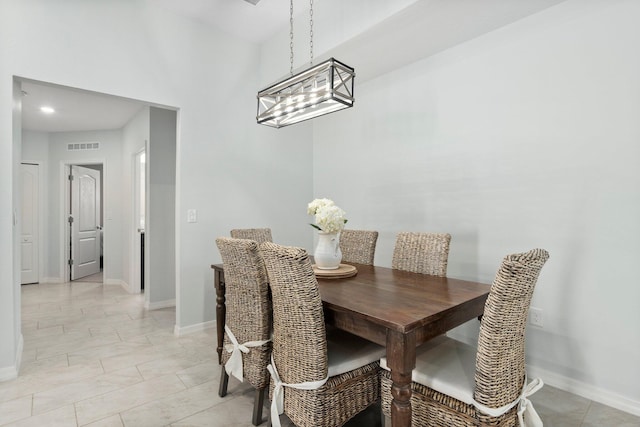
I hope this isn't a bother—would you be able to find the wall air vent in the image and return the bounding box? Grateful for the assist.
[67,142,100,151]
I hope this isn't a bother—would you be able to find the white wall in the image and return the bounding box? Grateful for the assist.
[147,107,176,308]
[258,0,418,87]
[46,130,124,283]
[12,81,22,373]
[314,0,640,414]
[23,129,127,285]
[0,79,23,381]
[0,0,314,372]
[22,130,49,161]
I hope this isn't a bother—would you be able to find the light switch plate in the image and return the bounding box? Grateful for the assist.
[187,209,197,223]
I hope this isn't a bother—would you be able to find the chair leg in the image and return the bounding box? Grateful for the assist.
[252,387,267,425]
[218,366,229,397]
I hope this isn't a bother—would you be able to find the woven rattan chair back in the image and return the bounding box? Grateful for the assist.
[230,228,273,244]
[215,237,271,389]
[381,248,549,426]
[391,232,451,276]
[474,248,550,410]
[216,237,271,388]
[260,242,328,385]
[339,229,378,265]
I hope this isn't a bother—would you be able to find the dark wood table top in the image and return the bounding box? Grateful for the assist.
[317,263,491,334]
[213,261,491,344]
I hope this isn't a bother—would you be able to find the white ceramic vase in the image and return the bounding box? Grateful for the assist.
[314,231,342,270]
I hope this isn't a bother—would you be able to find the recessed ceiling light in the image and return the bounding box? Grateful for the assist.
[40,106,55,114]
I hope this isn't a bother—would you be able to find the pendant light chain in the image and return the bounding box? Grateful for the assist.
[256,0,355,128]
[290,0,315,72]
[309,0,314,65]
[289,0,294,75]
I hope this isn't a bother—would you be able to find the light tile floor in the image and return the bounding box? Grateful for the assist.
[1,281,638,426]
[74,271,104,284]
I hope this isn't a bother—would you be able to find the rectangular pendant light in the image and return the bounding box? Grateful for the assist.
[257,57,355,128]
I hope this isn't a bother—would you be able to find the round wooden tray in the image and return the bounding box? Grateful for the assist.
[313,264,357,279]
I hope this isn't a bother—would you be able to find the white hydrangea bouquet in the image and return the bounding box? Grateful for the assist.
[307,198,348,234]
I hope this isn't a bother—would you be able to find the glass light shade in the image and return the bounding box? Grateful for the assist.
[257,57,355,128]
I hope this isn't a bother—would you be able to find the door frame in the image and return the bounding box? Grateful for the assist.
[60,159,106,282]
[132,146,147,293]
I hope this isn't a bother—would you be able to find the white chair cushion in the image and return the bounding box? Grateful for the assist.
[326,329,386,377]
[380,335,476,405]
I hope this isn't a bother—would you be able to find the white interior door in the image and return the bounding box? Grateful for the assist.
[21,163,39,284]
[70,165,101,280]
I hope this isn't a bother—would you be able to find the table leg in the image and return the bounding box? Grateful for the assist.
[386,330,416,427]
[214,269,226,365]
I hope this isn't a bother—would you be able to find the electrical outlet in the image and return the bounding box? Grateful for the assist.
[529,307,543,327]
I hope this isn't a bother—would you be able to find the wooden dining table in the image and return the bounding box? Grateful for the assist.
[210,262,491,427]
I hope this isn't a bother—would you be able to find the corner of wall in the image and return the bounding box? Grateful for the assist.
[0,334,23,382]
[173,320,215,337]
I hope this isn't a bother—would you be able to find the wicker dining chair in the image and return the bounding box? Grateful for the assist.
[260,242,386,427]
[230,228,273,244]
[339,229,379,265]
[391,232,451,276]
[216,237,272,426]
[381,248,550,427]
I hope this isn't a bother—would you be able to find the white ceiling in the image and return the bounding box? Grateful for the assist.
[20,0,567,133]
[155,0,305,44]
[21,81,144,133]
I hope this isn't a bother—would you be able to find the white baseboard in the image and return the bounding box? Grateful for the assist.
[41,277,63,284]
[145,299,176,310]
[527,365,640,417]
[103,279,130,293]
[173,320,215,337]
[0,365,17,382]
[0,334,24,382]
[15,334,23,374]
